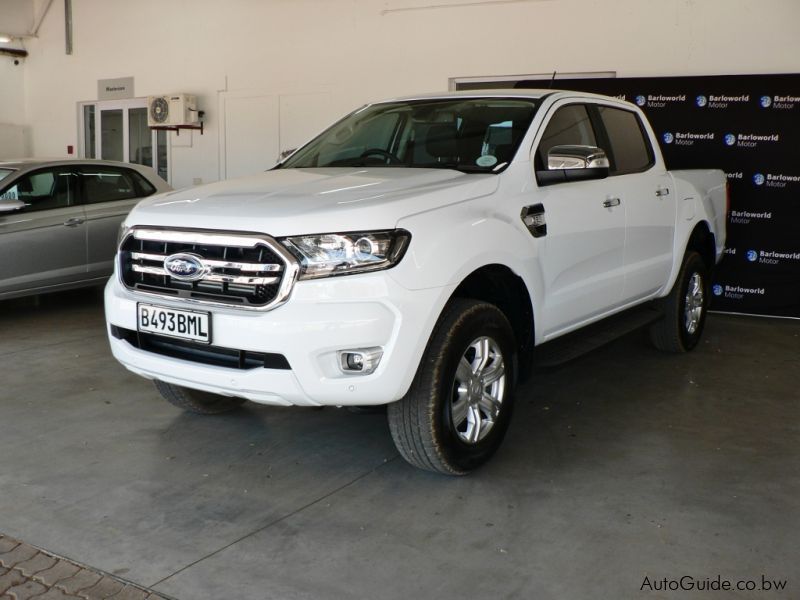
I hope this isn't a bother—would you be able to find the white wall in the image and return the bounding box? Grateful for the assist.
[0,48,29,157]
[16,0,800,188]
[0,55,26,123]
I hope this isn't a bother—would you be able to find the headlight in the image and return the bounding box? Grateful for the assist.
[280,229,411,280]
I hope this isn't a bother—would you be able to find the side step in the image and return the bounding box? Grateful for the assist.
[533,305,663,368]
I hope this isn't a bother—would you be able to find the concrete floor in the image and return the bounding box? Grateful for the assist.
[1,288,798,599]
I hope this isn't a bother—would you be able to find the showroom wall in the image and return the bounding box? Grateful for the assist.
[9,0,800,188]
[0,43,28,158]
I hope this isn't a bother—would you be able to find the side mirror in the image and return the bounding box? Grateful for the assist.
[537,145,610,186]
[0,198,26,213]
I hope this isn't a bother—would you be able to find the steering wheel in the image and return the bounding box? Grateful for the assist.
[360,148,403,165]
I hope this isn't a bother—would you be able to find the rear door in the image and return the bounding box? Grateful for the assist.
[592,104,675,301]
[78,165,156,279]
[0,167,85,296]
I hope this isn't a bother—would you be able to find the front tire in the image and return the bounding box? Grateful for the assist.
[387,299,516,475]
[649,251,709,353]
[154,380,245,414]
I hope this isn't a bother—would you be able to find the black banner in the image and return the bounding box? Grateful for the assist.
[516,74,800,319]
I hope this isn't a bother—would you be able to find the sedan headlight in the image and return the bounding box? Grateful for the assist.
[280,229,411,280]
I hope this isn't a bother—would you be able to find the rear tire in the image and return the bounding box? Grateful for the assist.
[154,380,245,415]
[387,299,516,475]
[649,251,709,353]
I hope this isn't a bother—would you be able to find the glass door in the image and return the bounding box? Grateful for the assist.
[100,109,124,161]
[79,99,170,183]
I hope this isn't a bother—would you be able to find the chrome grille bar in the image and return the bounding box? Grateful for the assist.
[130,264,279,286]
[130,252,283,273]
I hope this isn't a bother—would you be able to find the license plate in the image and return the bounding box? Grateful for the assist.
[137,303,212,344]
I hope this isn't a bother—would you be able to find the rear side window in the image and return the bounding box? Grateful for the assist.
[536,104,597,168]
[597,106,654,175]
[79,167,155,204]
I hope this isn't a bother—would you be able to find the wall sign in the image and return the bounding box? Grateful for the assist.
[515,74,800,319]
[97,76,134,101]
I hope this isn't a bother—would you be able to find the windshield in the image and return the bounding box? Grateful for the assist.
[0,169,14,182]
[280,98,538,173]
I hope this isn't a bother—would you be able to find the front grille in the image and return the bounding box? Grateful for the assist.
[119,228,295,309]
[111,326,291,370]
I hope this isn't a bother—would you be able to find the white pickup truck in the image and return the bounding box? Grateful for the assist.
[105,90,727,474]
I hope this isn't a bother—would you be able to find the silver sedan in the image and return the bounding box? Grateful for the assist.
[0,159,171,300]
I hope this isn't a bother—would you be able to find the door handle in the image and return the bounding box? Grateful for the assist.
[63,217,85,227]
[602,197,621,208]
[655,187,670,197]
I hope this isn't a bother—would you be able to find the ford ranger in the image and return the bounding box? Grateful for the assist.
[105,90,727,474]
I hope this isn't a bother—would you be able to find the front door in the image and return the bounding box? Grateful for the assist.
[0,167,86,296]
[529,102,626,337]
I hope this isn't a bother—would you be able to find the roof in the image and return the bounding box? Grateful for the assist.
[381,89,552,102]
[375,88,635,108]
[0,158,159,173]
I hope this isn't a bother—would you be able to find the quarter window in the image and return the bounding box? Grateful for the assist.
[597,106,654,175]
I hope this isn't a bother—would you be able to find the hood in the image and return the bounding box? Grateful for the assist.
[128,167,499,236]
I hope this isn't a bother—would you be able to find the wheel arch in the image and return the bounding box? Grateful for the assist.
[685,220,716,271]
[448,263,535,359]
[662,219,717,297]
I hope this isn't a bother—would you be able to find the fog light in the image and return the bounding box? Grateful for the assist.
[338,347,383,375]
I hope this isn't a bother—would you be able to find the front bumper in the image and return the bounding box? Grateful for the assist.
[105,273,454,407]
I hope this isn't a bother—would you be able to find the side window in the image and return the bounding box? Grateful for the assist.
[0,169,74,212]
[597,106,654,175]
[79,167,143,204]
[537,104,597,168]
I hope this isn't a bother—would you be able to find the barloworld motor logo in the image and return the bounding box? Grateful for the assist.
[716,283,766,299]
[662,132,674,144]
[696,95,708,107]
[753,172,800,188]
[760,95,772,108]
[635,95,646,107]
[746,250,759,262]
[723,132,780,148]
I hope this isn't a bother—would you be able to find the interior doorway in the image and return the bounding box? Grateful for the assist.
[79,98,170,183]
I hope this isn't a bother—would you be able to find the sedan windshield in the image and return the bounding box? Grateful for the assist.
[0,169,14,182]
[280,98,538,174]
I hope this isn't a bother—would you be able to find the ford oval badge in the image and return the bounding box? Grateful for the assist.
[164,253,206,281]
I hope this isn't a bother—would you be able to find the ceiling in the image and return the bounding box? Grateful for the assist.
[0,0,43,39]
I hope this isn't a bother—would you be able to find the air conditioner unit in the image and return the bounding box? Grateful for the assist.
[147,93,199,127]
